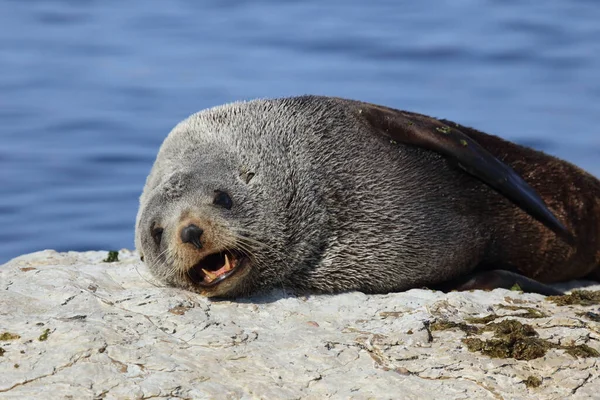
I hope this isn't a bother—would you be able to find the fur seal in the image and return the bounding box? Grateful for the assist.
[135,96,600,298]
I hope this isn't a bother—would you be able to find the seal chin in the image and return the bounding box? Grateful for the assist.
[186,249,248,288]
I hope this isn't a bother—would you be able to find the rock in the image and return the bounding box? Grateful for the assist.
[1,250,599,399]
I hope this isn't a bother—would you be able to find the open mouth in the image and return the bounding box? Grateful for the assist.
[187,249,246,287]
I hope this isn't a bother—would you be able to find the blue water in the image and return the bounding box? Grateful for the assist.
[1,1,599,263]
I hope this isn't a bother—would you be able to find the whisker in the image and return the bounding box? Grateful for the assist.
[134,263,164,288]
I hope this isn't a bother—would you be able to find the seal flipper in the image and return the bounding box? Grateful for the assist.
[350,101,575,245]
[433,270,564,296]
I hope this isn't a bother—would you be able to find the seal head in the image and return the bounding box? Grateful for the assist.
[135,99,328,297]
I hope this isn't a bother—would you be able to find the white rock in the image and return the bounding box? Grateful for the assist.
[1,250,599,399]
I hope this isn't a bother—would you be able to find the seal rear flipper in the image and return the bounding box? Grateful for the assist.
[433,270,564,296]
[348,100,575,246]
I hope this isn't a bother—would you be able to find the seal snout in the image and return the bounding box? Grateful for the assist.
[180,223,204,249]
[175,218,249,290]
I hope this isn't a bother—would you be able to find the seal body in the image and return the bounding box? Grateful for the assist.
[135,96,600,297]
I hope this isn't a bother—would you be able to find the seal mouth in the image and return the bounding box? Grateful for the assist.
[187,249,247,287]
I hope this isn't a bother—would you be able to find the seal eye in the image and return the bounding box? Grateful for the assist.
[151,227,164,246]
[213,190,233,210]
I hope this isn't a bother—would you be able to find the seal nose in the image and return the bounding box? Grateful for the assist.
[180,224,204,249]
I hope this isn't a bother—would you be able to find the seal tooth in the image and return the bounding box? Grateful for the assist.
[223,253,232,272]
[202,268,218,282]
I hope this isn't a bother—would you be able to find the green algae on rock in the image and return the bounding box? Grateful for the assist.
[466,306,547,324]
[548,290,600,306]
[431,320,480,334]
[461,320,550,360]
[432,319,552,360]
[500,305,548,318]
[524,375,542,388]
[466,314,499,324]
[39,328,51,341]
[103,250,119,263]
[457,319,599,360]
[464,338,600,360]
[0,332,21,341]
[510,283,523,292]
[564,344,600,358]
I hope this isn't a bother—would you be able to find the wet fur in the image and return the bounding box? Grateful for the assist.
[135,96,600,297]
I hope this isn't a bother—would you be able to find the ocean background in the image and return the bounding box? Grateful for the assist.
[1,0,599,263]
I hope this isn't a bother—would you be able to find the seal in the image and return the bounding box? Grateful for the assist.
[135,96,600,298]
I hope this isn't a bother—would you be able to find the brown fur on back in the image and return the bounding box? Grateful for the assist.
[443,120,600,282]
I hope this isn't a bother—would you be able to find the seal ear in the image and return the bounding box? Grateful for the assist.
[351,101,575,245]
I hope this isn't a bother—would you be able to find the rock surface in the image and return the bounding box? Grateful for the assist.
[1,250,600,399]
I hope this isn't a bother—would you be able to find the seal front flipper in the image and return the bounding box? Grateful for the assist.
[433,270,564,296]
[349,101,575,245]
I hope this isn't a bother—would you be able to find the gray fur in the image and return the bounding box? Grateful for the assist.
[135,96,507,297]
